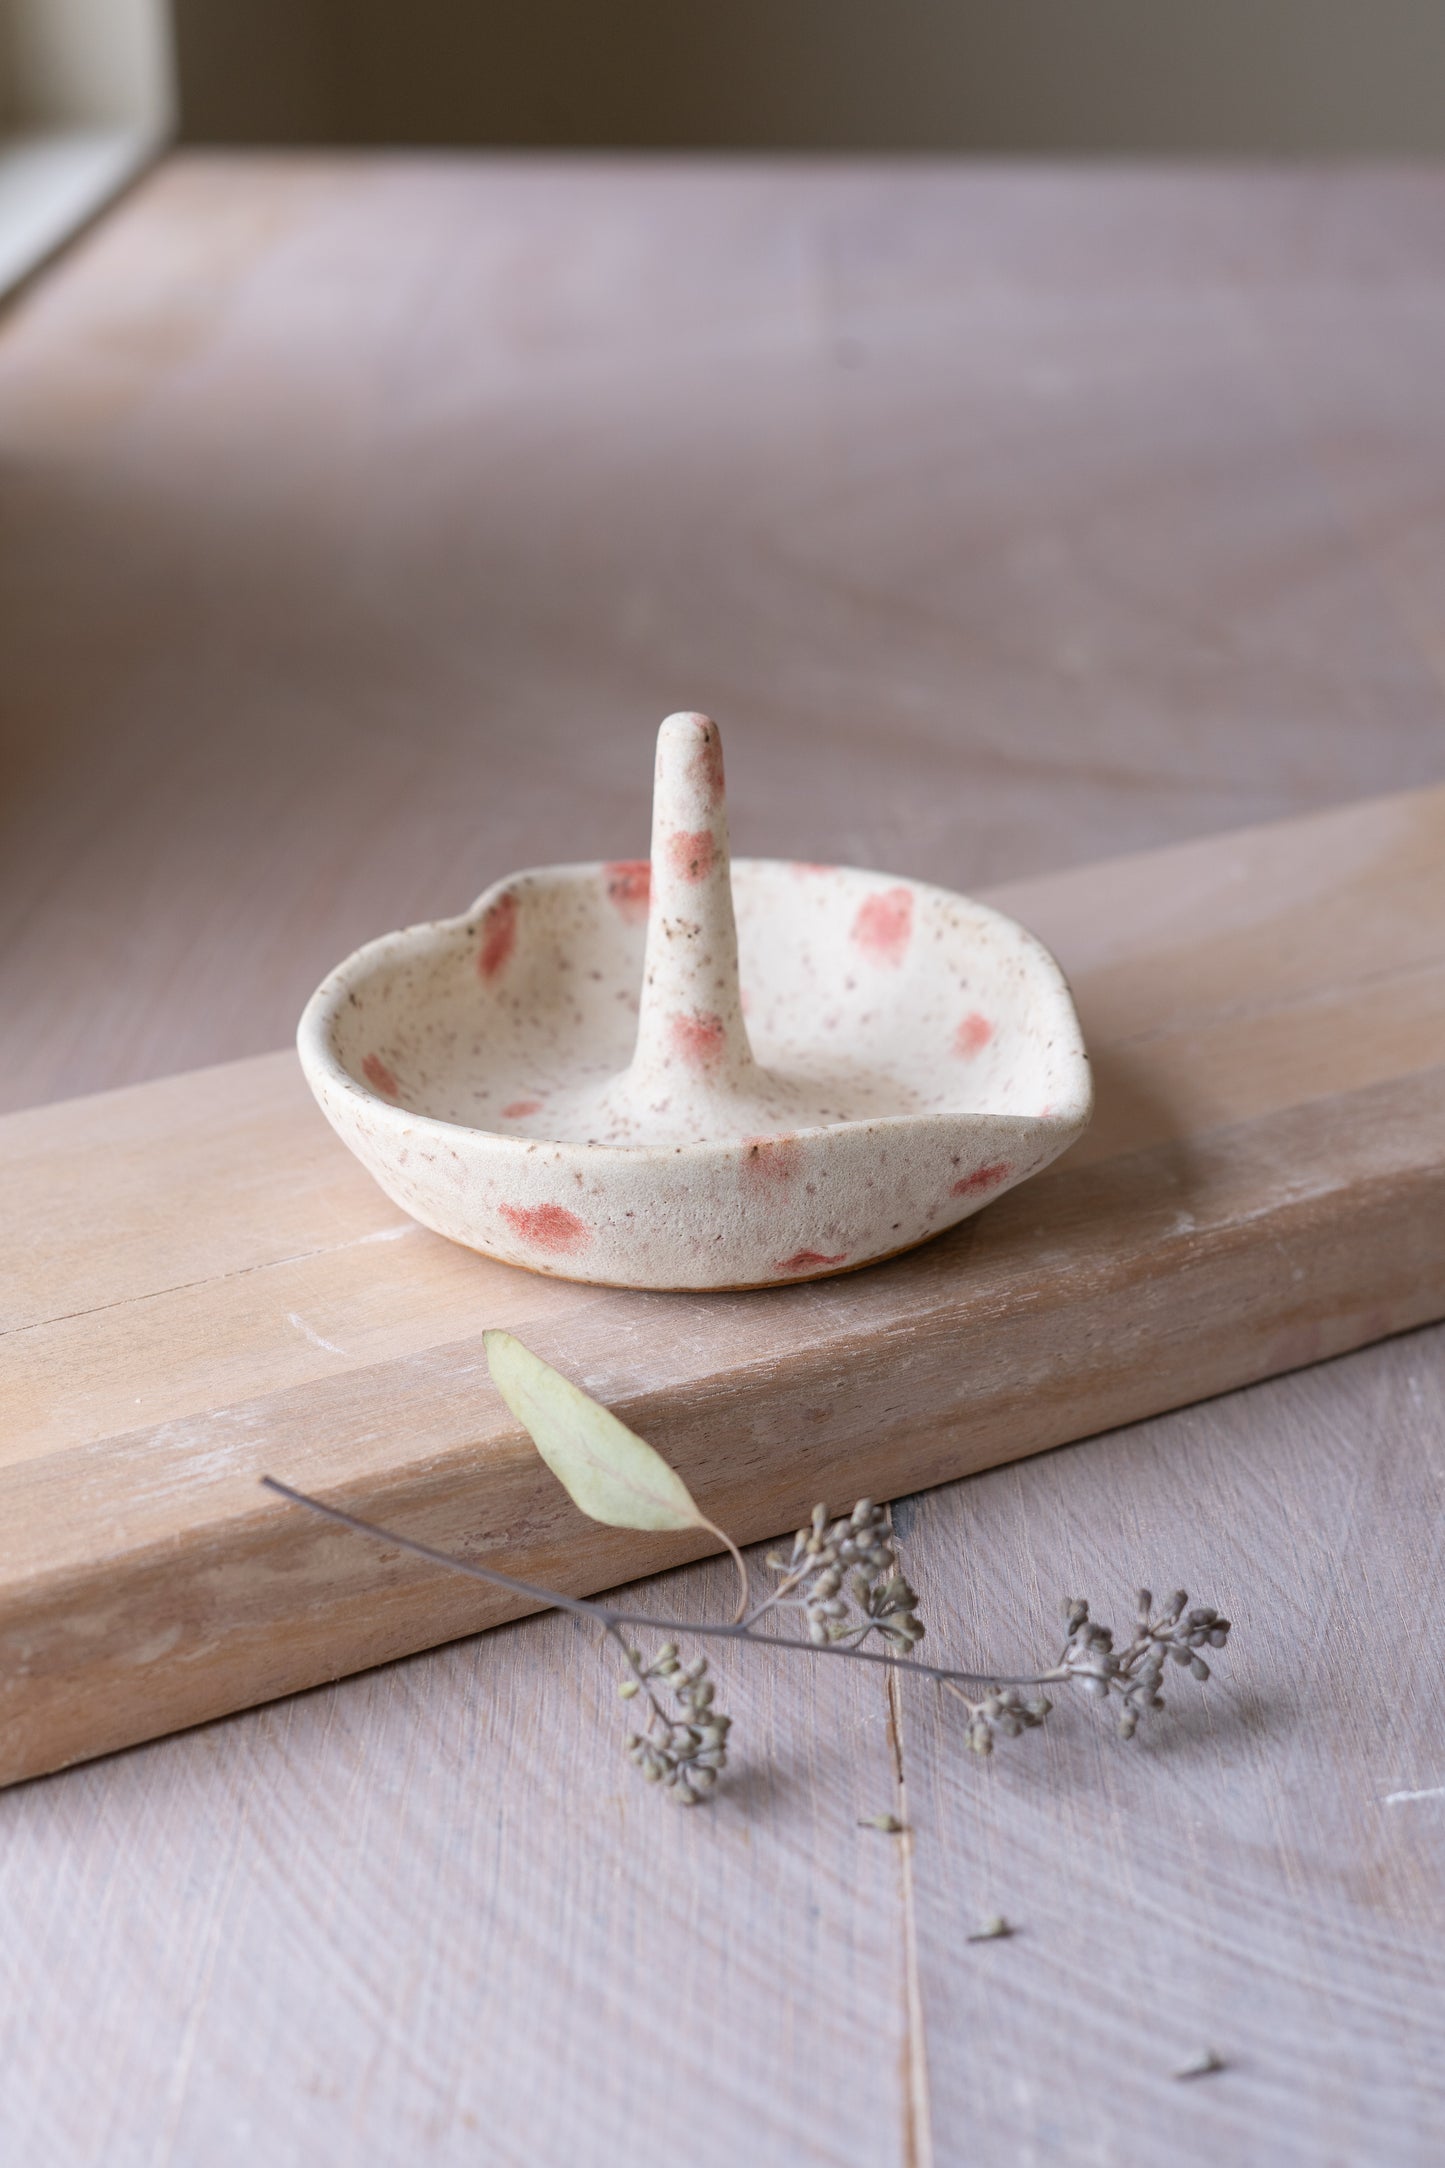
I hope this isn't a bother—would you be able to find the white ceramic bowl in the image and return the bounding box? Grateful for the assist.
[299,715,1091,1289]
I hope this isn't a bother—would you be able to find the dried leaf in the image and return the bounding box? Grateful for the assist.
[485,1331,751,1618]
[484,1329,707,1534]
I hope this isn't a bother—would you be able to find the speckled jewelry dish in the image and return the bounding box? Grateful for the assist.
[297,713,1091,1290]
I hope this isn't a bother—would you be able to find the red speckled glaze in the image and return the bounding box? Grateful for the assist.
[298,712,1092,1290]
[498,1202,590,1253]
[742,1133,803,1188]
[478,891,518,981]
[361,1054,400,1098]
[952,1161,1012,1196]
[604,861,651,920]
[666,829,716,883]
[669,1010,727,1067]
[690,728,725,809]
[954,1011,995,1057]
[851,886,914,965]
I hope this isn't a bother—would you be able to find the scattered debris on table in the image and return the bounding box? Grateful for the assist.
[1173,2048,1225,2081]
[965,1915,1013,1943]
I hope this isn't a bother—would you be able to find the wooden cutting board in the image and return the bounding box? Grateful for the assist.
[3,782,1444,1787]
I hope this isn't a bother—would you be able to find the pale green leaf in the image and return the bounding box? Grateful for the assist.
[484,1329,706,1534]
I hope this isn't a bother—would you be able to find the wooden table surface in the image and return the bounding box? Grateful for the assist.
[2,155,1444,2167]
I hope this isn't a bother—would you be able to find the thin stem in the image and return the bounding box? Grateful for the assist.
[258,1476,1051,1692]
[699,1517,752,1626]
[741,1553,813,1629]
[261,1476,605,1621]
[605,1620,674,1735]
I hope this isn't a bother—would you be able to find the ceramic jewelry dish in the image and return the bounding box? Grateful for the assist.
[297,713,1091,1289]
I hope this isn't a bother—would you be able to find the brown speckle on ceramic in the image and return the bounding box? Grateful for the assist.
[298,712,1092,1290]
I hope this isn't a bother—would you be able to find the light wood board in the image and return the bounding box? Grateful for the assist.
[4,780,1443,1787]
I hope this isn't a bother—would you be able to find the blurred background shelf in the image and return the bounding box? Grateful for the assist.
[0,128,159,293]
[0,0,170,296]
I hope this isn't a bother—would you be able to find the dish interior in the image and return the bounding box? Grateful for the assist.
[321,860,1085,1147]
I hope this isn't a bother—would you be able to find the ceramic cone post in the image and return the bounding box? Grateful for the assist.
[627,712,762,1100]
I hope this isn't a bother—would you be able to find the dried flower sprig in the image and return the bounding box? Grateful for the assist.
[261,1331,1233,1804]
[945,1680,1054,1756]
[758,1500,925,1653]
[619,1640,731,1802]
[943,1587,1235,1753]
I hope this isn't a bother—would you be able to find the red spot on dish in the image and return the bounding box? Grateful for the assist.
[501,1099,543,1119]
[776,1249,848,1274]
[478,891,518,981]
[689,728,725,808]
[742,1133,803,1189]
[951,1162,1012,1198]
[362,1054,400,1098]
[498,1202,590,1254]
[669,1009,726,1067]
[954,1011,995,1058]
[851,886,913,965]
[666,828,716,882]
[791,861,835,875]
[605,860,651,921]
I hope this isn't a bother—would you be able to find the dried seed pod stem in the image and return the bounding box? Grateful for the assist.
[263,1475,1233,1804]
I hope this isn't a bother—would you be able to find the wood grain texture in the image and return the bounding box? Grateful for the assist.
[5,782,1445,1786]
[2,157,1445,2167]
[5,1333,1444,2168]
[894,1330,1445,2165]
